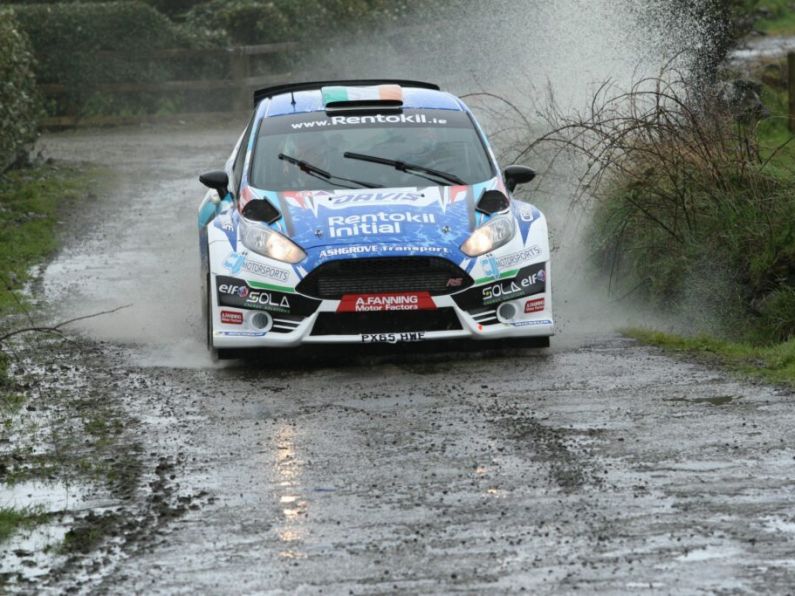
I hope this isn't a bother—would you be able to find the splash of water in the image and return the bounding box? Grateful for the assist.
[39,0,720,365]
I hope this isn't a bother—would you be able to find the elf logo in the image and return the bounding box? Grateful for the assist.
[218,283,249,298]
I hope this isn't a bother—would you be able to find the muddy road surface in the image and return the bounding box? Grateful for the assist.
[26,122,795,593]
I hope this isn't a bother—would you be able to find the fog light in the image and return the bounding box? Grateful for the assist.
[250,311,273,331]
[497,302,517,322]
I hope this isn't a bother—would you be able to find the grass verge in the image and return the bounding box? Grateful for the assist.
[0,163,96,317]
[755,0,795,35]
[0,506,47,543]
[626,327,795,387]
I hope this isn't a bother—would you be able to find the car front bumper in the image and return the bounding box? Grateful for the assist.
[209,265,554,349]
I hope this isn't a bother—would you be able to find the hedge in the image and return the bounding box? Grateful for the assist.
[6,0,451,118]
[9,1,210,116]
[0,9,40,173]
[8,0,207,19]
[182,0,427,45]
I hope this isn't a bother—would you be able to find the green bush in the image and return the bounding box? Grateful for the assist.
[587,108,795,342]
[9,1,214,116]
[0,9,40,172]
[6,0,445,118]
[4,0,206,19]
[593,168,795,339]
[11,2,181,83]
[534,65,795,343]
[182,0,425,45]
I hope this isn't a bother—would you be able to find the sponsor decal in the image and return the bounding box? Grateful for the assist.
[524,298,545,314]
[290,113,448,130]
[220,310,243,325]
[216,276,320,316]
[322,84,403,105]
[361,332,426,344]
[481,267,545,305]
[338,292,435,313]
[452,262,547,310]
[250,291,289,311]
[516,204,541,244]
[218,282,250,298]
[327,211,436,238]
[512,319,553,328]
[284,188,449,215]
[496,245,542,270]
[213,209,238,249]
[216,331,268,337]
[446,277,464,287]
[241,259,290,282]
[518,204,538,223]
[223,252,290,283]
[483,254,500,280]
[332,191,423,205]
[262,109,474,134]
[223,252,245,275]
[318,244,450,258]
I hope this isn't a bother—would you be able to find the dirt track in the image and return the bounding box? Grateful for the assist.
[24,122,795,593]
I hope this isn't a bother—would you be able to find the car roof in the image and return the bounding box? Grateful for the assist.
[260,83,464,118]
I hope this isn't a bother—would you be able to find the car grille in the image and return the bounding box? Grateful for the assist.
[270,314,304,334]
[296,257,472,300]
[310,309,462,336]
[469,307,500,326]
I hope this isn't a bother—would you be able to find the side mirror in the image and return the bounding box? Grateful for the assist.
[199,170,229,199]
[504,165,536,192]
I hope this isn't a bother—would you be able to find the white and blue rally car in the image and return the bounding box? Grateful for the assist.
[198,79,553,358]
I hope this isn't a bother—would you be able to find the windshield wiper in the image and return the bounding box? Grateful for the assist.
[278,153,382,189]
[343,151,465,186]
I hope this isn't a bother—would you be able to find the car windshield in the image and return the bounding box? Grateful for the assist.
[249,109,494,191]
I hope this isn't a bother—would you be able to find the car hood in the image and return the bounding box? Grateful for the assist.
[245,180,503,253]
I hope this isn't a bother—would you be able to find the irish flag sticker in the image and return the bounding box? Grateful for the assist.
[322,85,403,106]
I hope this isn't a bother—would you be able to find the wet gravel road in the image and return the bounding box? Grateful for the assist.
[38,122,795,593]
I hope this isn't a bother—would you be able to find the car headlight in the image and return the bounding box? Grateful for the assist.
[239,217,306,264]
[460,214,516,257]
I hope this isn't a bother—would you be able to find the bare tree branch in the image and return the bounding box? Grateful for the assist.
[0,304,132,344]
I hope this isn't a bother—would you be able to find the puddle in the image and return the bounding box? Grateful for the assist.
[763,517,795,534]
[0,480,89,513]
[676,545,743,562]
[664,395,738,406]
[0,522,71,580]
[0,481,94,585]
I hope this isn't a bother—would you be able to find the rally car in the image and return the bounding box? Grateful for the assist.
[198,79,553,358]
